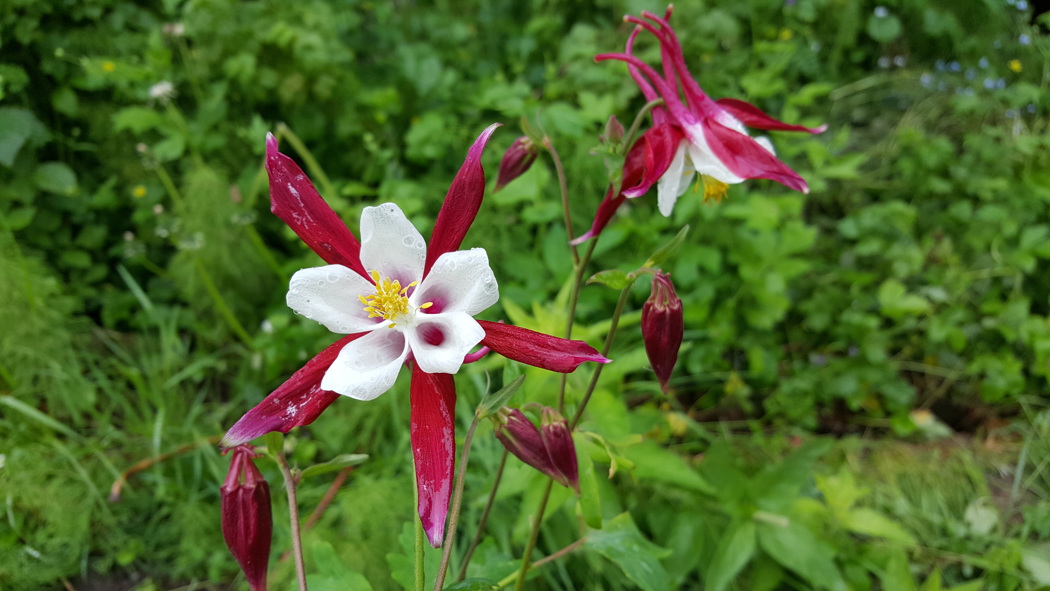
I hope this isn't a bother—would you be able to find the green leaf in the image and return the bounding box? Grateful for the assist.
[879,550,917,591]
[645,225,690,268]
[6,206,36,231]
[476,375,525,419]
[752,439,832,512]
[758,520,846,590]
[443,579,501,591]
[1021,543,1050,586]
[878,279,929,319]
[308,540,375,591]
[587,513,672,591]
[34,162,78,195]
[867,13,902,43]
[575,432,603,529]
[112,106,162,133]
[0,107,44,166]
[843,508,917,544]
[621,439,714,494]
[587,269,631,290]
[705,520,756,591]
[298,454,369,479]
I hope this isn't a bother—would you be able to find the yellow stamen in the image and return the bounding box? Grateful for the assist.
[358,270,432,327]
[696,175,729,204]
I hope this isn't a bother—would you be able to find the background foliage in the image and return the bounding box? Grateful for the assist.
[1,0,1049,589]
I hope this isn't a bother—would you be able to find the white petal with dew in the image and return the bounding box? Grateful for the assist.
[287,265,382,334]
[359,203,426,286]
[321,330,409,400]
[408,311,486,375]
[656,141,694,217]
[414,248,498,316]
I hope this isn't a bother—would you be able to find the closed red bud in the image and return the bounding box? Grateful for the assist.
[221,445,272,591]
[642,271,683,393]
[540,407,579,495]
[495,137,539,192]
[493,408,573,489]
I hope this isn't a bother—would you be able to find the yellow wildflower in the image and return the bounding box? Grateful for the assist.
[132,185,147,198]
[1008,59,1022,73]
[102,61,116,73]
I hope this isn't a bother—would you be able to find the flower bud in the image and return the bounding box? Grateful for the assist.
[642,271,683,393]
[601,115,625,145]
[540,407,579,494]
[221,445,272,591]
[493,407,575,489]
[494,137,539,192]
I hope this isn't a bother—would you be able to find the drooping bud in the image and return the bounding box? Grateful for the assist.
[492,408,571,489]
[494,137,539,192]
[642,271,683,393]
[540,407,579,494]
[221,445,272,591]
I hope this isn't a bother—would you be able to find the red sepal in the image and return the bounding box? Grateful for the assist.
[425,123,501,276]
[410,365,457,548]
[220,333,364,449]
[478,320,609,373]
[715,99,827,134]
[265,133,369,278]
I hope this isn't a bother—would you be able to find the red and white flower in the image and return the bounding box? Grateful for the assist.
[595,7,825,216]
[222,125,608,547]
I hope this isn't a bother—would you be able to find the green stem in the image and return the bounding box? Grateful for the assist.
[276,123,337,199]
[570,279,635,430]
[557,239,597,413]
[457,449,508,582]
[544,137,578,265]
[276,451,309,591]
[194,259,254,347]
[498,537,586,588]
[415,501,426,591]
[435,415,481,591]
[512,479,555,591]
[622,98,665,153]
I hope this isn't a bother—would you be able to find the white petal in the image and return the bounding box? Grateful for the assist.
[413,248,498,316]
[358,203,426,286]
[683,123,745,185]
[754,136,775,154]
[657,141,694,217]
[287,265,383,334]
[407,311,485,375]
[321,329,409,400]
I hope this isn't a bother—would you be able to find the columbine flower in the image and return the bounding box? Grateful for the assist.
[222,125,608,547]
[641,271,683,393]
[221,446,272,591]
[595,7,825,216]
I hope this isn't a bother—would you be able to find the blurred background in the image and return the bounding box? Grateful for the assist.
[1,0,1049,589]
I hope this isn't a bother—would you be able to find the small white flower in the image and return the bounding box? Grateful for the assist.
[149,81,175,101]
[873,6,889,18]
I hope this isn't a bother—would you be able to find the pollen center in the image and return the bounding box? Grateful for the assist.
[359,270,432,327]
[698,174,729,204]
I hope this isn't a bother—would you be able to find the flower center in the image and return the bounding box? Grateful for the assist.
[359,270,432,328]
[699,175,729,204]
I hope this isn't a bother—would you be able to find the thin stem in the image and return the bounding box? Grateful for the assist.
[497,537,587,588]
[108,436,220,502]
[512,479,555,591]
[557,239,597,413]
[544,138,578,265]
[276,123,337,199]
[304,467,354,530]
[457,449,509,582]
[570,280,634,430]
[622,98,665,152]
[435,415,481,591]
[414,515,426,591]
[276,451,309,591]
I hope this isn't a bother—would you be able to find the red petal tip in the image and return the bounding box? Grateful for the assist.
[265,132,278,154]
